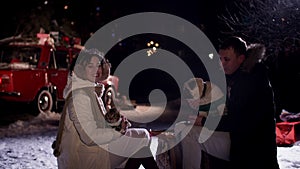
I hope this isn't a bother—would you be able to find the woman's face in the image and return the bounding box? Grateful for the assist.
[84,56,101,82]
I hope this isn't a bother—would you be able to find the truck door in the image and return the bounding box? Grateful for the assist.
[47,49,70,100]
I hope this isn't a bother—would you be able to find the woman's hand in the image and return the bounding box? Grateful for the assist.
[119,115,128,134]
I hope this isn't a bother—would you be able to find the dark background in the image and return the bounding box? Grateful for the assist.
[0,0,228,44]
[0,0,299,119]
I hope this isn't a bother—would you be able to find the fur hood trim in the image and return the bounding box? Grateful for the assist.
[242,43,266,72]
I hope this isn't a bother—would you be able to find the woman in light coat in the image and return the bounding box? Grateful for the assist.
[56,48,158,169]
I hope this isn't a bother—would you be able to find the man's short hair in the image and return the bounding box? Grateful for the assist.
[219,36,247,56]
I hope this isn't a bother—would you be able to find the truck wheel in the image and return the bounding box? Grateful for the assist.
[32,90,53,116]
[102,86,115,111]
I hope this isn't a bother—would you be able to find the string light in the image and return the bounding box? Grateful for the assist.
[146,40,159,56]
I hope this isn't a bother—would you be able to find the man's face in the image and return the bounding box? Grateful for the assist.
[219,47,245,75]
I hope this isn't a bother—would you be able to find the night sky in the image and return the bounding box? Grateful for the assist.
[0,0,228,44]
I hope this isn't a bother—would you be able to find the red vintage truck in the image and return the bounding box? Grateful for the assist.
[0,34,119,115]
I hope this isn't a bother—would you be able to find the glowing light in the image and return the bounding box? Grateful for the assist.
[146,40,159,56]
[44,1,48,5]
[208,53,214,59]
[147,50,154,56]
[64,5,68,10]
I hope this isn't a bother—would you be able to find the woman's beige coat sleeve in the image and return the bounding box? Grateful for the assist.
[68,91,122,146]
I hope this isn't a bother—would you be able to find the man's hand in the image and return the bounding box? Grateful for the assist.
[188,115,203,126]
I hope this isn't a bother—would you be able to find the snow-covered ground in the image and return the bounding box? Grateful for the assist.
[0,110,299,169]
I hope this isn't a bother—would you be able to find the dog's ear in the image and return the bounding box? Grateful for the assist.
[183,78,205,99]
[98,59,111,81]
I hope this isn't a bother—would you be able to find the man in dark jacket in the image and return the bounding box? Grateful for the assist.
[177,36,279,169]
[219,36,280,169]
